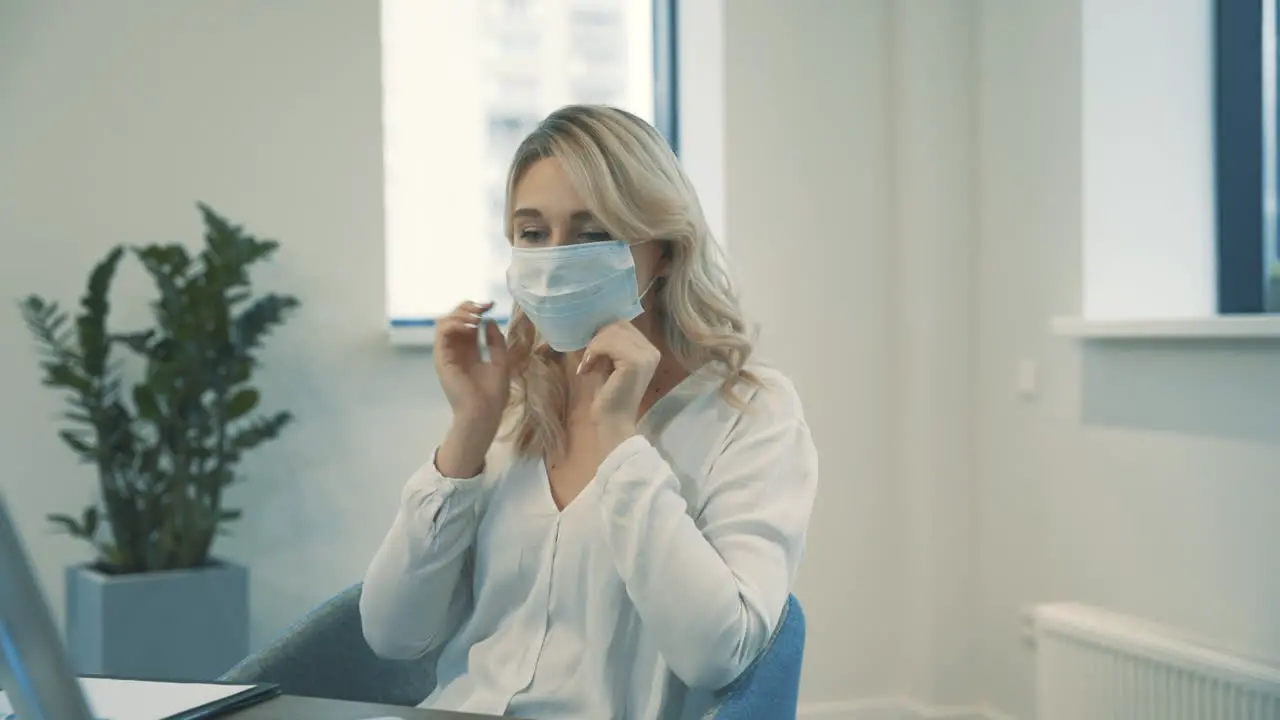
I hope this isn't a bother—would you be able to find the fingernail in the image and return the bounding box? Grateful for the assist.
[478,320,492,364]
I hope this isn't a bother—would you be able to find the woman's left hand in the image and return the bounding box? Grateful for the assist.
[578,320,661,445]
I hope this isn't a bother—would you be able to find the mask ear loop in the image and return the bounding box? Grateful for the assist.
[639,274,660,300]
[638,271,668,318]
[633,238,671,306]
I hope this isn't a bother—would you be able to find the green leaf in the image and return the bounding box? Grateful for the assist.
[58,430,95,458]
[47,513,87,538]
[218,508,242,522]
[132,385,161,421]
[229,410,293,453]
[62,409,93,424]
[231,294,299,351]
[100,542,124,568]
[111,330,153,354]
[81,506,99,539]
[227,358,252,385]
[20,297,80,380]
[43,364,91,394]
[77,246,125,377]
[225,389,259,420]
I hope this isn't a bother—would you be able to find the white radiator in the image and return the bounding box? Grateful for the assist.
[1033,603,1280,719]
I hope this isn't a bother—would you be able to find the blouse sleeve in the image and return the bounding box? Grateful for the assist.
[595,376,819,690]
[358,453,490,660]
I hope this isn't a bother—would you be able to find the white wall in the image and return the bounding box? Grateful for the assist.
[724,0,901,708]
[891,1,981,711]
[728,2,990,714]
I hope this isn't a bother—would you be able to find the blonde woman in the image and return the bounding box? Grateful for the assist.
[360,105,819,719]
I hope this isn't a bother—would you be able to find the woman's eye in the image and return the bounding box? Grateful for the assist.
[581,231,613,243]
[518,228,548,243]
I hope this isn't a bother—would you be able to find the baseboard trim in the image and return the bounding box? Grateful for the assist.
[798,696,1016,720]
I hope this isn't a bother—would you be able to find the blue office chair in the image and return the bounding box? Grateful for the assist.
[221,583,436,706]
[222,584,806,718]
[705,594,807,720]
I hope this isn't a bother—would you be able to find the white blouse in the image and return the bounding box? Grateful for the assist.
[359,364,818,720]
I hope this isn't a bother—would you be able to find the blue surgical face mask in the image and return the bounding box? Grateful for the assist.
[507,240,658,352]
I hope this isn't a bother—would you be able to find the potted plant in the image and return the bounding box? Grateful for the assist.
[18,204,299,681]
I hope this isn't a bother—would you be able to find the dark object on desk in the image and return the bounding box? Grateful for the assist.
[222,584,436,706]
[227,694,500,719]
[224,582,807,719]
[142,678,280,720]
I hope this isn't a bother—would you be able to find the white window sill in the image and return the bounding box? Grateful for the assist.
[1051,315,1280,340]
[389,322,434,348]
[389,318,510,348]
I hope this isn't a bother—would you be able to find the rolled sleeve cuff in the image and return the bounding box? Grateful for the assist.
[400,450,489,530]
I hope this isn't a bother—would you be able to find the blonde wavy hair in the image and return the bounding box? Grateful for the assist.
[502,105,759,458]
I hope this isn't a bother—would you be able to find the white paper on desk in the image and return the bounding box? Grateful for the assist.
[0,677,252,720]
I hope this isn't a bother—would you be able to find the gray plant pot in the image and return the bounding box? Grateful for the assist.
[65,559,249,681]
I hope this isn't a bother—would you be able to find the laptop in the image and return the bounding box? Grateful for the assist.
[0,492,98,720]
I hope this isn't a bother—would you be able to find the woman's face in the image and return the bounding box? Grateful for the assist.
[510,157,665,299]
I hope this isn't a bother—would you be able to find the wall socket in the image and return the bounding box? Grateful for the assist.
[1020,605,1038,646]
[1016,359,1039,399]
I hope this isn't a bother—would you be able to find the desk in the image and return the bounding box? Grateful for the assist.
[229,694,502,719]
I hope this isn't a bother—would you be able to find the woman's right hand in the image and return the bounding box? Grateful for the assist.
[434,301,509,477]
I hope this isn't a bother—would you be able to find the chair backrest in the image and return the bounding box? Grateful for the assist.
[706,594,806,720]
[223,584,806,715]
[220,583,435,706]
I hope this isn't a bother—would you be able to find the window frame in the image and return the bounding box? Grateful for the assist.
[652,0,679,154]
[1214,0,1270,313]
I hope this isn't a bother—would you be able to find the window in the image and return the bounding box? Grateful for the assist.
[1214,0,1280,313]
[1061,0,1280,336]
[380,0,679,336]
